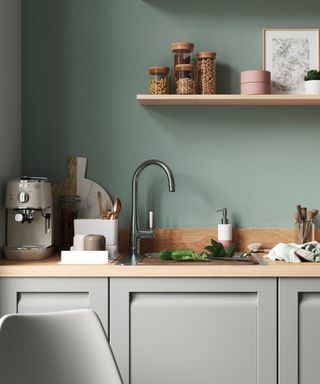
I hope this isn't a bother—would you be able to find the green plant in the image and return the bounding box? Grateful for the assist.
[304,69,320,81]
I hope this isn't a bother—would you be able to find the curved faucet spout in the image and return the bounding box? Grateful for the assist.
[129,159,175,260]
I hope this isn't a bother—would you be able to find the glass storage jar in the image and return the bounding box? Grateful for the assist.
[176,64,196,94]
[197,51,216,94]
[149,66,170,95]
[57,195,81,250]
[171,42,194,91]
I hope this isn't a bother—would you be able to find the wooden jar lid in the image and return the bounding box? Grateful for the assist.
[148,66,170,75]
[171,42,194,53]
[175,64,195,71]
[197,51,216,59]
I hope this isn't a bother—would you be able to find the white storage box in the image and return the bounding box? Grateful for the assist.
[74,219,118,246]
[60,250,112,264]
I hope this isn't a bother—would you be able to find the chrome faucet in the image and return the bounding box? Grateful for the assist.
[129,159,175,262]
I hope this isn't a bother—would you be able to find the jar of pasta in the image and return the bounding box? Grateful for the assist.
[149,66,170,95]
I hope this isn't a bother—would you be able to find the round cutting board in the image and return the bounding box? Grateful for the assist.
[52,157,113,248]
[52,157,113,219]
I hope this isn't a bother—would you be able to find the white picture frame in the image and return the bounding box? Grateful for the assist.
[263,28,320,94]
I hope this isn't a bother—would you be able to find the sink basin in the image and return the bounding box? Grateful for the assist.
[139,253,259,265]
[117,253,259,266]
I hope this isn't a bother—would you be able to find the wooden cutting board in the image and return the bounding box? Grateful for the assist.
[52,157,113,248]
[52,157,113,218]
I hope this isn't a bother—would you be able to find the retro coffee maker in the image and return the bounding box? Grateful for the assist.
[4,177,54,260]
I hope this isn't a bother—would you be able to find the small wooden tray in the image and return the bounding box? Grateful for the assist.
[139,254,259,266]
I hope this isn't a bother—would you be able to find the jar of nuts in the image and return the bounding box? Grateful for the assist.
[176,64,196,95]
[171,42,194,91]
[149,66,170,95]
[197,51,216,94]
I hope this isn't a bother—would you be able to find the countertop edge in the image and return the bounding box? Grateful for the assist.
[2,263,320,277]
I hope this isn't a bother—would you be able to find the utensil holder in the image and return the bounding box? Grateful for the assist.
[294,221,315,244]
[74,219,118,246]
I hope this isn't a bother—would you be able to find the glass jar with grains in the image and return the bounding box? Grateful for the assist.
[149,66,170,95]
[197,51,216,94]
[176,64,196,95]
[171,42,194,91]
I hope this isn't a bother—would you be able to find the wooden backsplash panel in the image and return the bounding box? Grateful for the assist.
[118,227,316,253]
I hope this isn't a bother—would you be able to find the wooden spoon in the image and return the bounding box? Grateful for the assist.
[113,198,122,216]
[294,212,300,223]
[97,191,103,215]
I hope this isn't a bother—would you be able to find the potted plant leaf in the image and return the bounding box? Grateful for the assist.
[304,69,320,94]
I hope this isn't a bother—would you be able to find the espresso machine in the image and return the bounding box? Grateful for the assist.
[4,177,54,260]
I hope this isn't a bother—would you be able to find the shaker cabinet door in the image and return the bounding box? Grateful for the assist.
[0,278,108,332]
[279,278,320,384]
[110,278,277,384]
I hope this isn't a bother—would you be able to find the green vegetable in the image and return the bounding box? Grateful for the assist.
[160,249,208,262]
[160,249,175,260]
[305,69,320,81]
[160,241,236,262]
[171,252,208,261]
[204,239,236,258]
[226,243,236,257]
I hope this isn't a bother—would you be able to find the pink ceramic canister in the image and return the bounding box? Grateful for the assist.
[240,70,271,95]
[241,82,271,95]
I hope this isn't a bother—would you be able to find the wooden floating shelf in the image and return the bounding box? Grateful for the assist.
[137,94,320,106]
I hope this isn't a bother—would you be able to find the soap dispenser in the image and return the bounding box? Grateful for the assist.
[217,208,232,249]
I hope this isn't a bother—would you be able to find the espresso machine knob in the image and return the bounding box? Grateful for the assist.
[18,191,29,203]
[14,213,23,222]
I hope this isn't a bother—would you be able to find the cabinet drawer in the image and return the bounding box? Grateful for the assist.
[0,277,108,332]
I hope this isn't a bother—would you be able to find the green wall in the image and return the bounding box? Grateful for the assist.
[22,0,320,229]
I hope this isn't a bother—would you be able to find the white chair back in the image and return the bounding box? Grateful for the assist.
[0,309,123,384]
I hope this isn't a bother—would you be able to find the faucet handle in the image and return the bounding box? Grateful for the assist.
[149,211,154,230]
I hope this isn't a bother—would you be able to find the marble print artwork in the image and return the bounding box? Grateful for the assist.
[272,37,310,93]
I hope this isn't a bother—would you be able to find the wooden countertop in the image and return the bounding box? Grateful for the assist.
[1,254,320,277]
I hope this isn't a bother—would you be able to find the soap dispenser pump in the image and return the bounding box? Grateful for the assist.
[217,208,232,249]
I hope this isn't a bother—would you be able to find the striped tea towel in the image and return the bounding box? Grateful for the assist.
[267,242,320,263]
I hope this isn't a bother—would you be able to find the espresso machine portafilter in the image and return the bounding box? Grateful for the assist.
[3,177,54,260]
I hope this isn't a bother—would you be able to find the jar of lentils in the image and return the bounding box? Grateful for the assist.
[197,51,216,94]
[171,42,194,91]
[176,64,196,94]
[149,66,170,95]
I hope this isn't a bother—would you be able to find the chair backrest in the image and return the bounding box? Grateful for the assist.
[0,309,123,384]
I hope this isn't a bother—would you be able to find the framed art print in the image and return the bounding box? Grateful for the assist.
[263,29,320,93]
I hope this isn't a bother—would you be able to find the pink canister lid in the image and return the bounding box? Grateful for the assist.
[240,70,271,84]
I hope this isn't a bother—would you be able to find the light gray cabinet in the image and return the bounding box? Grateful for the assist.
[0,278,109,332]
[110,277,277,384]
[279,278,320,384]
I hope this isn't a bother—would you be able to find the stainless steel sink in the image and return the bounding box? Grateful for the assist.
[117,252,260,266]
